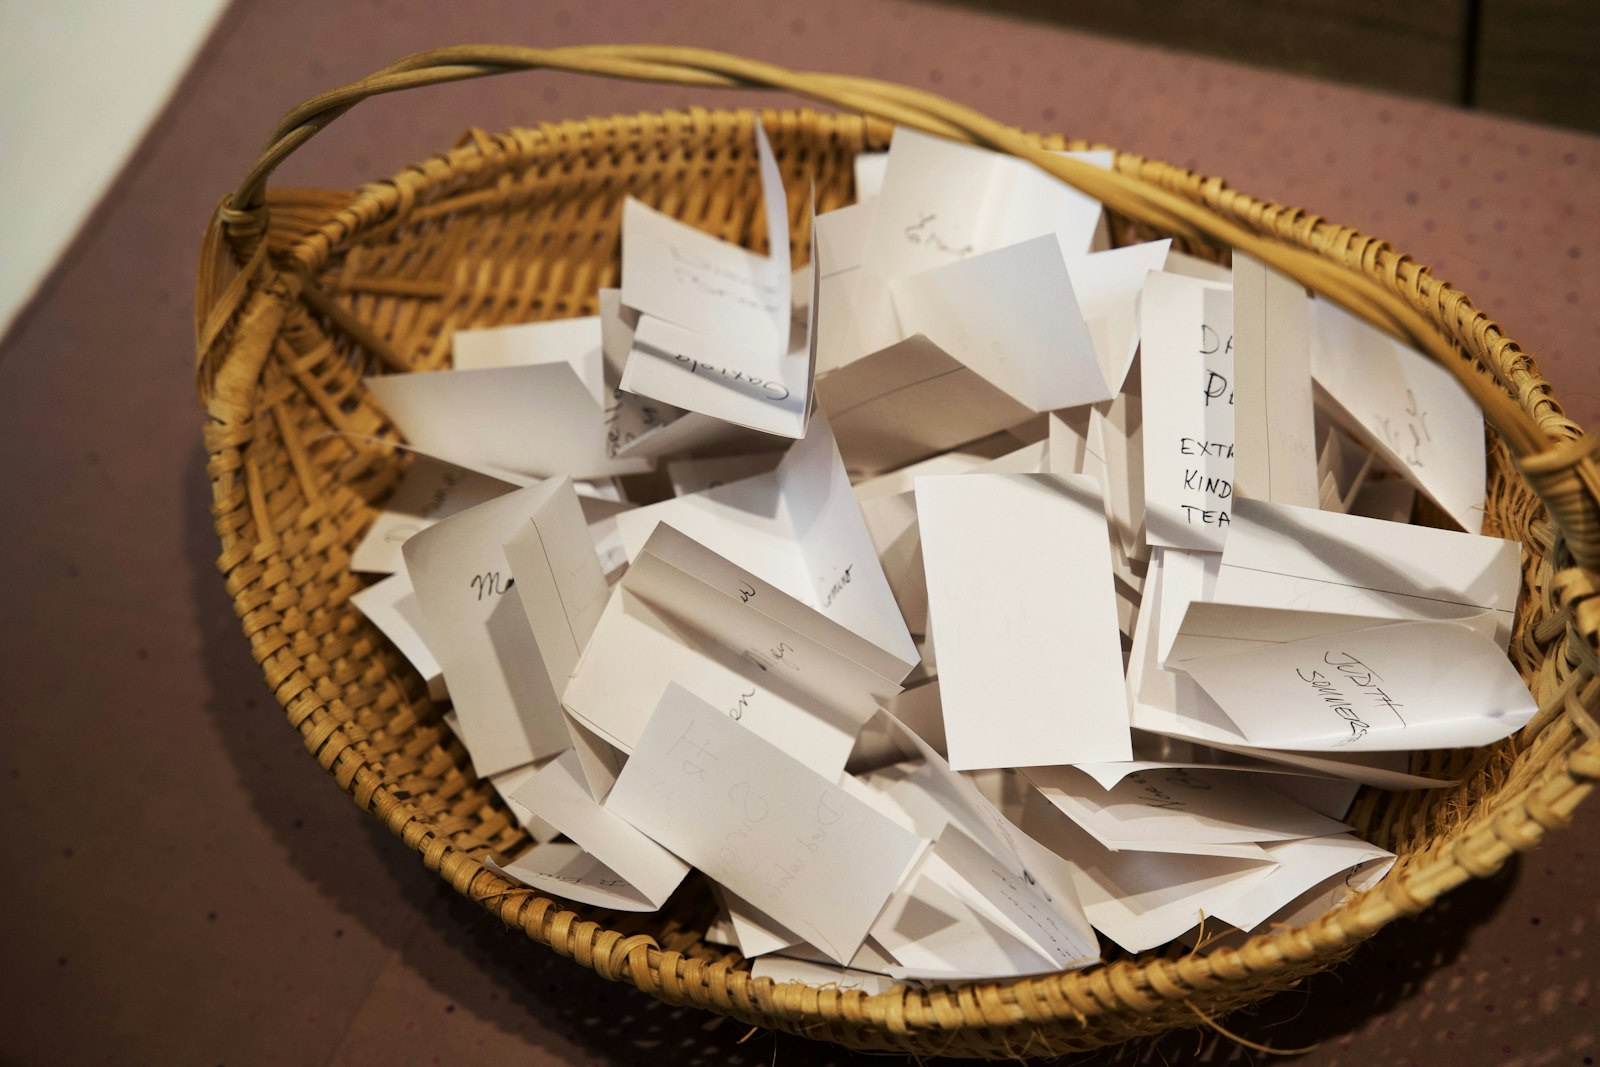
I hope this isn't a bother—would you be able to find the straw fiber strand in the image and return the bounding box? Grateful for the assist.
[195,47,1598,1058]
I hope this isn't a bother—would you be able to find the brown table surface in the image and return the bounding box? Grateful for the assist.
[3,1,1598,1064]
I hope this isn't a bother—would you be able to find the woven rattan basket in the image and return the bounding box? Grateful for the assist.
[194,45,1600,1058]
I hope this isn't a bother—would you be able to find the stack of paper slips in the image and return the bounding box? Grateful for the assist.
[347,125,1535,983]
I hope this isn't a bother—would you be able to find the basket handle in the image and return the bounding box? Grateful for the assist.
[204,43,1600,579]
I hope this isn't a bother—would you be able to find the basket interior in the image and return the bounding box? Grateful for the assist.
[216,107,1584,1054]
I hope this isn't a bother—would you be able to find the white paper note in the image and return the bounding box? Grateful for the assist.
[889,234,1109,412]
[862,128,1106,283]
[1155,547,1221,667]
[1093,378,1147,559]
[491,842,662,912]
[402,479,598,775]
[488,762,561,844]
[815,334,1040,475]
[854,736,1101,977]
[871,827,1095,980]
[1141,272,1236,550]
[605,684,924,963]
[501,497,609,701]
[1127,556,1458,786]
[1163,600,1482,666]
[620,143,787,354]
[623,285,815,439]
[1231,252,1318,507]
[856,486,931,638]
[853,151,888,202]
[1128,549,1247,747]
[917,473,1132,769]
[349,570,447,701]
[665,452,785,497]
[1241,837,1396,934]
[452,314,607,407]
[1211,834,1395,932]
[813,200,881,376]
[721,891,805,957]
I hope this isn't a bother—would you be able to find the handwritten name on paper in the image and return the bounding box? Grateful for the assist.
[742,641,800,674]
[1295,650,1407,745]
[982,859,1086,962]
[419,470,463,517]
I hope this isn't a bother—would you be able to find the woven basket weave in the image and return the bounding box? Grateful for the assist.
[194,46,1600,1058]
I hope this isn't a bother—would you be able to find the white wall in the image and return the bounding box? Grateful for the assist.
[0,0,229,338]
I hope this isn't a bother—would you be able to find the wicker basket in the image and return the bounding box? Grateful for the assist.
[194,45,1600,1058]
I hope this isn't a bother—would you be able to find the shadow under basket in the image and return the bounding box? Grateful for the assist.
[194,47,1600,1059]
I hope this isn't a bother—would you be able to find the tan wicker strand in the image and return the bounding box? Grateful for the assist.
[194,48,1599,1059]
